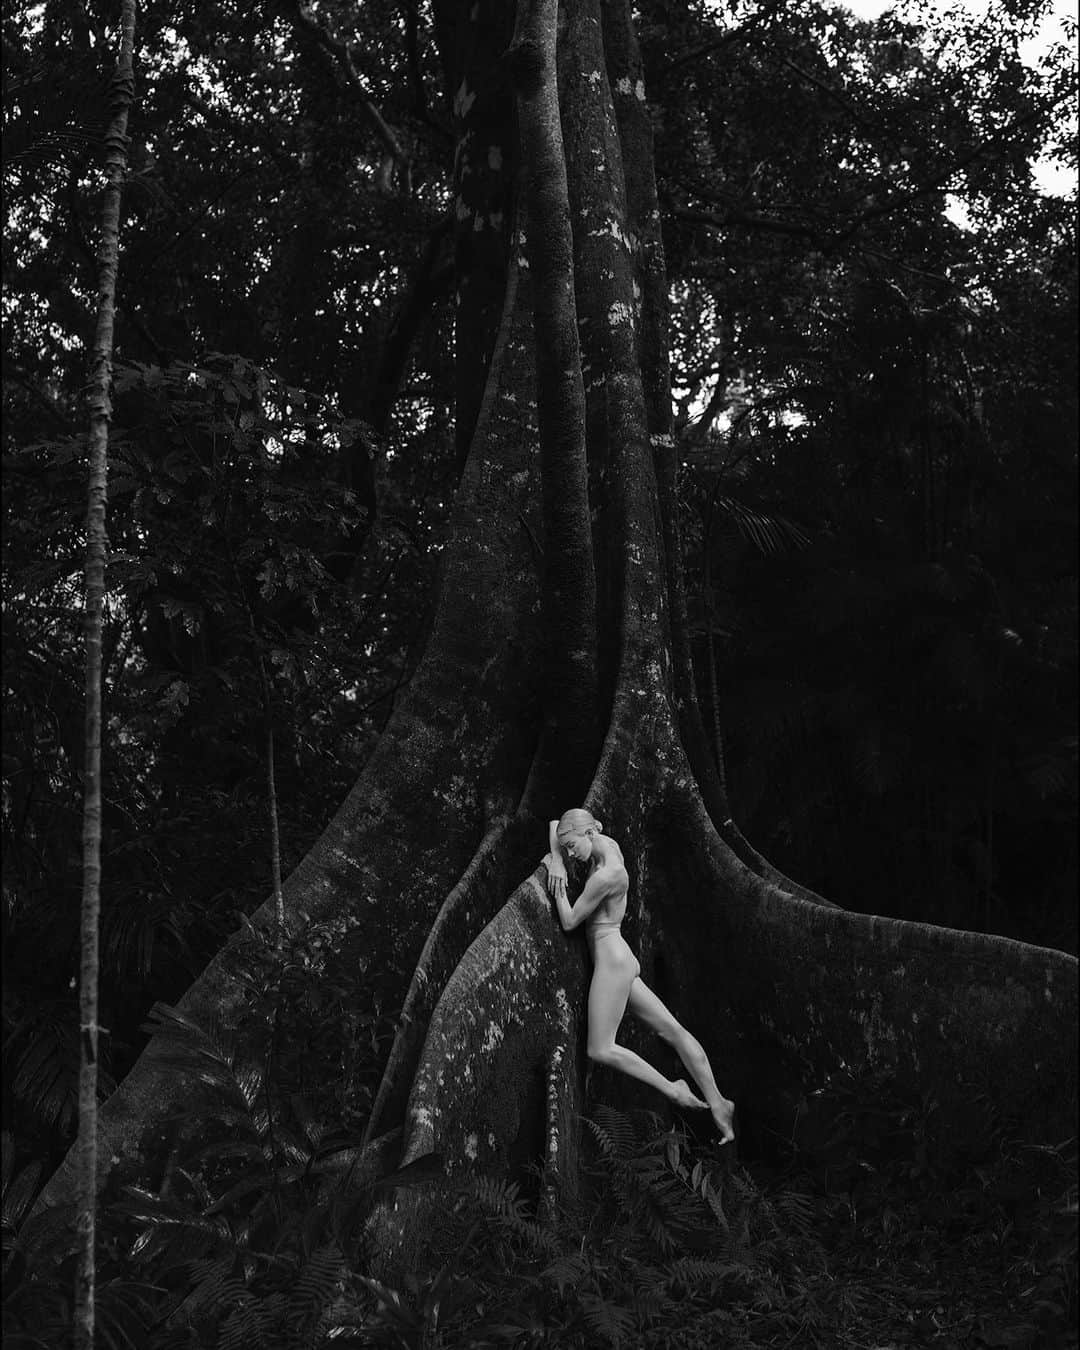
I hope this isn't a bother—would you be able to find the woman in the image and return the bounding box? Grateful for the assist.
[544,808,736,1144]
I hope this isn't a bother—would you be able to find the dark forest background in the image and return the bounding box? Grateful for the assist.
[2,0,1076,1292]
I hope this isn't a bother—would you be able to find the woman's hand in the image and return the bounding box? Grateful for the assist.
[543,850,568,904]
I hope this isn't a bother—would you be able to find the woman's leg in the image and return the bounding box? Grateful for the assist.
[586,959,706,1108]
[627,977,736,1143]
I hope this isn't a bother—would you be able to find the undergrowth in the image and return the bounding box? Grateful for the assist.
[2,1009,1075,1349]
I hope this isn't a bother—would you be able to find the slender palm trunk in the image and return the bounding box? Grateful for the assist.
[75,6,137,1348]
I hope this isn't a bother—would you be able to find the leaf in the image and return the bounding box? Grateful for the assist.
[975,1320,1040,1347]
[1,1132,13,1192]
[2,1161,43,1226]
[203,1172,277,1215]
[190,1139,268,1169]
[366,1151,445,1194]
[356,1275,419,1330]
[665,1135,681,1174]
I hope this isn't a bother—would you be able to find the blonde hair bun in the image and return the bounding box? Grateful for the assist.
[557,807,601,835]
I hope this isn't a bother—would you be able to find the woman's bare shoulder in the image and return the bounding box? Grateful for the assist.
[597,850,628,890]
[601,836,627,870]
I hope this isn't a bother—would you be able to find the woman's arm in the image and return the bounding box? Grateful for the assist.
[553,866,618,932]
[545,820,568,900]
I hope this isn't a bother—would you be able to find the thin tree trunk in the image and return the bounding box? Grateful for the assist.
[702,507,729,798]
[75,5,136,1348]
[232,552,286,938]
[266,721,285,934]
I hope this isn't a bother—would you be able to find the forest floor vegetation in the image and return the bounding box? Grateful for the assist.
[3,1042,1074,1349]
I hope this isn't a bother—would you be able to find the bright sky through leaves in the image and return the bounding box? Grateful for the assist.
[838,0,1077,196]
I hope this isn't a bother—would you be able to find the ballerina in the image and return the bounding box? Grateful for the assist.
[544,808,736,1144]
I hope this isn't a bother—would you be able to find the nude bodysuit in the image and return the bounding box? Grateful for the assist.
[585,877,638,976]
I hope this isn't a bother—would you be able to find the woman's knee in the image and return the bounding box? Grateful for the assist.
[588,1042,617,1066]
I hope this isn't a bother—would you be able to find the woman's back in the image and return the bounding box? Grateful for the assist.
[587,837,629,932]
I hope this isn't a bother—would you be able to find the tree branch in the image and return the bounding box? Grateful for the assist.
[777,54,883,141]
[672,203,825,243]
[291,4,409,191]
[659,0,789,78]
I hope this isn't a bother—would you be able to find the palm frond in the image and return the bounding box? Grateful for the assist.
[2,1132,14,1192]
[8,1014,79,1133]
[2,1159,42,1229]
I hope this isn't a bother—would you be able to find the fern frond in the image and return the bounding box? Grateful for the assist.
[773,1188,816,1235]
[217,1297,262,1350]
[469,1173,522,1217]
[590,1105,637,1157]
[92,1279,158,1350]
[541,1251,590,1296]
[580,1291,636,1347]
[584,1115,617,1157]
[291,1242,344,1325]
[255,1292,287,1340]
[499,1212,561,1256]
[632,1283,669,1324]
[702,1178,730,1232]
[664,1256,734,1291]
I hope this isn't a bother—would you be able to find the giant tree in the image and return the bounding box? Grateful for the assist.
[36,0,1076,1267]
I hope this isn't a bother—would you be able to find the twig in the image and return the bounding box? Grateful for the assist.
[291,4,408,190]
[660,0,789,78]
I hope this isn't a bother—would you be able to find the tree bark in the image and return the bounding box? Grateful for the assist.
[512,0,599,799]
[39,2,1077,1295]
[74,4,137,1346]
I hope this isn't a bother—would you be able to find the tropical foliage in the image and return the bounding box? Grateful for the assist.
[4,1060,1075,1347]
[1,0,1076,1340]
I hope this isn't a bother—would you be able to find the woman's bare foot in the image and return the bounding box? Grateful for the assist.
[669,1078,709,1110]
[711,1096,736,1145]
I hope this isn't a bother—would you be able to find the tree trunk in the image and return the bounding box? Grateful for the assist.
[73,5,137,1346]
[39,0,1076,1291]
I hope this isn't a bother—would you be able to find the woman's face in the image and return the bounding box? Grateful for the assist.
[559,828,593,862]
